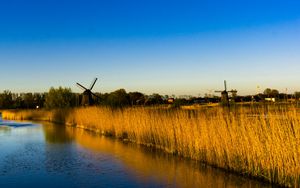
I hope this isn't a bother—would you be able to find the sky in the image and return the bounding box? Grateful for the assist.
[0,0,300,96]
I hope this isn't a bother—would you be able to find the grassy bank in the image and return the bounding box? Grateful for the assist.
[2,105,300,187]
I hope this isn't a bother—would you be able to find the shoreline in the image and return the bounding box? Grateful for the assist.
[2,106,299,187]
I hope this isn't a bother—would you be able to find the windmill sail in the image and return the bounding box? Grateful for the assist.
[76,83,88,91]
[89,78,98,90]
[76,78,99,106]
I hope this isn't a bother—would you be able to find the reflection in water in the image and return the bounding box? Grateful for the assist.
[0,126,11,133]
[0,123,271,188]
[42,122,76,175]
[66,127,271,188]
[42,122,73,144]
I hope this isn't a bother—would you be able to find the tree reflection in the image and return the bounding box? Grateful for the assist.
[68,128,271,188]
[42,122,73,144]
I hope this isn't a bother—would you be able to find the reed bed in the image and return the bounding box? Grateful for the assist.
[2,105,300,187]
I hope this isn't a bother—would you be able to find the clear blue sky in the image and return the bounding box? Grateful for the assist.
[0,0,300,96]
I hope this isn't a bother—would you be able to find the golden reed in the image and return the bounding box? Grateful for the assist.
[2,105,300,187]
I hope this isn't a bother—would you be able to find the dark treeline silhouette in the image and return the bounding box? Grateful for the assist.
[0,90,46,109]
[0,87,168,109]
[0,87,299,109]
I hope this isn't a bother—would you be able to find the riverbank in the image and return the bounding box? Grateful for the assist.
[2,105,300,187]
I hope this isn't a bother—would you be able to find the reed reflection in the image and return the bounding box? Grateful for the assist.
[67,127,271,188]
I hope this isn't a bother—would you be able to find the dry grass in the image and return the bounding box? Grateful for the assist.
[2,105,300,187]
[68,126,265,188]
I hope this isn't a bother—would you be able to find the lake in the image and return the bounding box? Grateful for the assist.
[0,121,271,188]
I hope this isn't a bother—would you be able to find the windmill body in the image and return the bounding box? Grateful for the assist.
[215,80,237,106]
[220,90,229,105]
[82,90,94,106]
[77,78,99,106]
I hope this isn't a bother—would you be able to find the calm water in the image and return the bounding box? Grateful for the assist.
[0,121,271,188]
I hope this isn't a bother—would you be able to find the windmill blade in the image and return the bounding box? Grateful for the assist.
[229,90,237,93]
[76,83,88,91]
[224,80,227,91]
[215,90,223,93]
[90,78,98,90]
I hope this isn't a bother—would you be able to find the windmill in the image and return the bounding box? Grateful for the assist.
[215,80,237,106]
[76,78,99,106]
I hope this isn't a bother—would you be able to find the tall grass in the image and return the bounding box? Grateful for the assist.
[68,126,267,188]
[2,105,300,187]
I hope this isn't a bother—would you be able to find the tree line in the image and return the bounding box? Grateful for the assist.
[0,87,169,109]
[1,87,300,109]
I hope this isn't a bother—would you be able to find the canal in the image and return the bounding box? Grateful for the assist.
[0,121,271,188]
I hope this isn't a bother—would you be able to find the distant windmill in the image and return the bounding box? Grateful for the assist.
[215,80,237,106]
[76,78,99,106]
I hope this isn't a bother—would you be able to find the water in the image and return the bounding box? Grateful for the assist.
[0,121,271,188]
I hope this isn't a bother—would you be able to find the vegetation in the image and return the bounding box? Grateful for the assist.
[44,87,76,109]
[104,89,130,107]
[0,90,13,109]
[295,92,300,100]
[1,86,300,109]
[0,91,45,109]
[1,86,300,187]
[264,88,280,97]
[3,105,300,187]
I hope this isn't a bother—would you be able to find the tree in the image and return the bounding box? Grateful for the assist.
[145,93,163,105]
[128,92,145,105]
[295,92,300,100]
[172,98,188,108]
[263,88,279,98]
[44,87,76,109]
[270,89,279,97]
[33,93,45,108]
[0,90,13,109]
[263,88,272,96]
[23,93,35,109]
[13,95,24,109]
[106,89,130,108]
